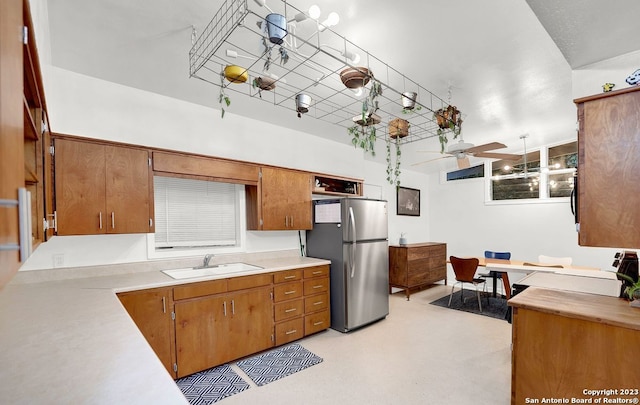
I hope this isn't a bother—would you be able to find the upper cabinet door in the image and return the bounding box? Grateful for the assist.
[260,167,312,230]
[55,139,107,235]
[105,146,151,234]
[576,87,640,248]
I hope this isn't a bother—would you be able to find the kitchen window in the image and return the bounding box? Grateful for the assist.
[487,141,576,203]
[148,176,245,257]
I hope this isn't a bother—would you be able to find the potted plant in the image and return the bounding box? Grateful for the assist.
[617,272,640,301]
[260,37,289,72]
[218,70,231,118]
[252,76,276,98]
[401,92,417,110]
[295,93,312,118]
[265,13,287,44]
[434,105,462,152]
[389,117,409,139]
[340,67,371,89]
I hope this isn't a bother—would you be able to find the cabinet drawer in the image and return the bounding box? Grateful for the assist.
[304,292,329,313]
[227,273,272,291]
[303,265,329,279]
[305,310,330,335]
[274,299,304,322]
[173,279,227,301]
[275,317,304,346]
[303,277,328,295]
[273,281,303,302]
[273,269,303,284]
[407,245,445,261]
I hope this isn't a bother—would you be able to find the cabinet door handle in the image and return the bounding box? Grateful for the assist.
[312,271,322,275]
[312,285,322,289]
[223,301,227,316]
[313,321,323,326]
[285,329,297,335]
[284,275,296,280]
[231,299,235,315]
[313,301,323,306]
[284,290,296,295]
[284,308,297,313]
[111,212,115,229]
[99,212,103,229]
[162,296,166,313]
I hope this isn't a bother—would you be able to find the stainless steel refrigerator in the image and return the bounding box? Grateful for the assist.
[306,198,389,332]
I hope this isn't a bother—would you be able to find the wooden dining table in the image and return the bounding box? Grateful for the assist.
[475,258,602,299]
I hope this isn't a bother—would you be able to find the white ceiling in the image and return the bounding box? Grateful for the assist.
[43,0,640,172]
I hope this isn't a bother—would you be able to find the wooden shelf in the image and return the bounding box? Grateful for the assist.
[23,96,38,140]
[312,174,363,197]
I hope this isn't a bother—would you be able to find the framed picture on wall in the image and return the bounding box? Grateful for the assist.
[397,186,420,216]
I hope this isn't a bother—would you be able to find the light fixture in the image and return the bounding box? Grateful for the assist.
[319,12,339,31]
[308,5,321,19]
[253,0,274,13]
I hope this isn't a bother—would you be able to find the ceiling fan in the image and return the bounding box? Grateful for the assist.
[413,136,522,169]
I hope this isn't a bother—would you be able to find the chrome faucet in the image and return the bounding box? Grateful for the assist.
[203,254,215,267]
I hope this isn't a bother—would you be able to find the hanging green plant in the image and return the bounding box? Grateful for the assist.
[347,78,383,156]
[219,71,231,118]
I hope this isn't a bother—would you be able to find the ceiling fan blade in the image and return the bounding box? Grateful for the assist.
[465,142,507,154]
[474,152,522,161]
[457,156,470,169]
[411,156,453,166]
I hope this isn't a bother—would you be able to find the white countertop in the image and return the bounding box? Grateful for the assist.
[515,271,620,297]
[0,254,330,404]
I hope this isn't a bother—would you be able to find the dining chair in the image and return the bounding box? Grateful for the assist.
[448,256,486,312]
[538,255,573,267]
[479,250,511,298]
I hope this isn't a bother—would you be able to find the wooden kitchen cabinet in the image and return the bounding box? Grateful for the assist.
[574,86,640,248]
[273,265,330,345]
[117,287,175,377]
[389,243,447,300]
[173,274,274,378]
[509,288,640,404]
[54,138,153,235]
[248,166,312,230]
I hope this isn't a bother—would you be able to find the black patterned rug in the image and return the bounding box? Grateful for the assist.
[429,289,509,321]
[237,343,323,386]
[176,363,249,404]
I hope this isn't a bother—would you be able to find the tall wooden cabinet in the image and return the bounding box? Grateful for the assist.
[1,0,52,287]
[389,243,447,300]
[574,86,640,248]
[117,287,175,377]
[54,138,153,235]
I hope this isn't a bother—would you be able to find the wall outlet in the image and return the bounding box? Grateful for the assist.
[53,254,65,268]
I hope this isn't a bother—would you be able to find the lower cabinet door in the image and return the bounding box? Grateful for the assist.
[174,294,228,378]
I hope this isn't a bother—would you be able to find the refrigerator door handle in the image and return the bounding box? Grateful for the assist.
[349,206,356,278]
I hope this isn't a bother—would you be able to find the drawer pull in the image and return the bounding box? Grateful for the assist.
[285,329,297,335]
[312,271,322,275]
[284,290,297,295]
[284,275,296,279]
[313,321,324,326]
[312,285,322,289]
[285,308,297,313]
[313,301,323,306]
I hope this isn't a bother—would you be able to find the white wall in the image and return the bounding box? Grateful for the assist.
[20,67,430,270]
[22,49,638,273]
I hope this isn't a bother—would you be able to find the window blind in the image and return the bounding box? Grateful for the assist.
[154,176,238,248]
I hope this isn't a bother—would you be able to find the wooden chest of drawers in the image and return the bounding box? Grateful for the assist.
[389,242,447,300]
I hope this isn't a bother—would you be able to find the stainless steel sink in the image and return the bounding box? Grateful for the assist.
[162,262,263,280]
